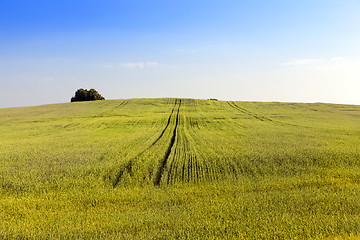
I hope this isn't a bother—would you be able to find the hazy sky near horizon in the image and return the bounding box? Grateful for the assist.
[1,0,360,108]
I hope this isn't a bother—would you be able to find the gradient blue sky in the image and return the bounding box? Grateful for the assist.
[1,0,360,108]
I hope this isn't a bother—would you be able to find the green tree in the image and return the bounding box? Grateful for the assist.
[71,88,105,102]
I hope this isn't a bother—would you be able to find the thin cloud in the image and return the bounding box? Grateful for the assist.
[281,57,345,66]
[101,62,159,69]
[330,57,345,61]
[280,59,324,66]
[145,62,159,67]
[38,77,55,83]
[103,64,115,69]
[120,62,159,69]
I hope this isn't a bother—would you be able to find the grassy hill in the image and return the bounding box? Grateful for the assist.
[1,98,360,239]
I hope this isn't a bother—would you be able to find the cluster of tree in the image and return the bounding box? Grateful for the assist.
[71,88,105,102]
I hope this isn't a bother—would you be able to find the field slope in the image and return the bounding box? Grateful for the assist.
[1,98,360,239]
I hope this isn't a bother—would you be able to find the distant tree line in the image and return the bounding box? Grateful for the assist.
[71,88,105,102]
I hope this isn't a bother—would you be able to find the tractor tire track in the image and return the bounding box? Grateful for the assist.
[166,136,179,185]
[115,100,128,109]
[229,101,304,127]
[232,102,273,121]
[106,100,128,114]
[110,100,128,113]
[151,99,178,147]
[153,99,182,186]
[112,99,178,187]
[228,101,272,122]
[96,100,128,117]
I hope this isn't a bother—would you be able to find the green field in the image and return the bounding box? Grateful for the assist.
[1,98,360,239]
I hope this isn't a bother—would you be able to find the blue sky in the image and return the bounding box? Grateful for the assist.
[1,0,360,108]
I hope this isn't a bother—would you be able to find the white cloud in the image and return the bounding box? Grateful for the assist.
[281,57,345,66]
[101,62,159,69]
[280,58,324,66]
[121,62,145,69]
[330,57,345,61]
[120,62,159,69]
[145,62,159,67]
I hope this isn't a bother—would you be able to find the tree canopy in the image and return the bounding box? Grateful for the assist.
[71,88,105,102]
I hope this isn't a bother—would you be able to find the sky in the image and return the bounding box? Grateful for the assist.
[1,0,360,108]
